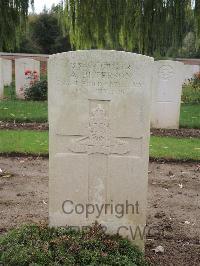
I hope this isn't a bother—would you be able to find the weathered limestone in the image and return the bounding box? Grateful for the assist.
[2,59,12,86]
[151,60,184,129]
[15,58,40,99]
[48,51,154,249]
[184,64,199,83]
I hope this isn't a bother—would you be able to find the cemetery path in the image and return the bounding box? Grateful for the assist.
[0,157,199,265]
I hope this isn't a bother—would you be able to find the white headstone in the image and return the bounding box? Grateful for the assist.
[2,59,12,86]
[15,58,40,99]
[151,60,184,129]
[48,51,154,249]
[0,59,3,98]
[191,64,200,75]
[184,64,200,83]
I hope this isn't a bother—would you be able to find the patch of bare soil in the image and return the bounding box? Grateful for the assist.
[146,162,200,265]
[0,157,199,265]
[151,128,200,138]
[0,122,48,131]
[0,157,48,234]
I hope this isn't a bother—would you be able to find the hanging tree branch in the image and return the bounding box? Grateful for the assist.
[195,0,200,50]
[59,0,200,56]
[0,0,34,51]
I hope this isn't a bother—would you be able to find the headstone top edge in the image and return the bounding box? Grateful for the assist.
[2,58,12,62]
[48,50,154,62]
[15,58,39,62]
[184,63,199,66]
[155,60,184,66]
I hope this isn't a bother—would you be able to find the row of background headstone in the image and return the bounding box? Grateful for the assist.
[0,59,12,97]
[0,53,48,99]
[15,58,40,99]
[0,53,199,129]
[151,61,199,129]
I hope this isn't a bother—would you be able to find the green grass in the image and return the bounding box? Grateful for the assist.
[0,100,199,128]
[1,77,200,128]
[4,84,16,99]
[180,104,200,128]
[0,130,199,160]
[182,82,200,104]
[1,82,48,122]
[0,224,147,266]
[0,100,48,122]
[0,130,48,154]
[0,100,199,129]
[1,84,200,129]
[150,136,200,161]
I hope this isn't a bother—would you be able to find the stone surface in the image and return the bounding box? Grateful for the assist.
[0,59,3,98]
[184,64,199,83]
[2,59,12,86]
[48,50,154,249]
[15,58,40,99]
[151,60,184,129]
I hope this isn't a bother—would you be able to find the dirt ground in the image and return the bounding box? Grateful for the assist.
[0,157,199,265]
[151,128,200,138]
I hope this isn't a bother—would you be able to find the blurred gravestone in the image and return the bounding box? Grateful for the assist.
[48,50,153,249]
[3,59,12,86]
[15,58,40,99]
[184,64,199,83]
[0,59,3,98]
[151,60,184,129]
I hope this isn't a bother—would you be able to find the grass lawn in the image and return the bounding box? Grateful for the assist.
[0,130,48,154]
[180,104,200,129]
[150,136,200,161]
[0,99,199,129]
[0,100,48,123]
[0,130,199,160]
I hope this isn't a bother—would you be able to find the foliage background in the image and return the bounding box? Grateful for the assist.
[1,0,200,58]
[58,0,200,58]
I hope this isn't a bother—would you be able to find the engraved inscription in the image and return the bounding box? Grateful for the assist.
[71,62,134,80]
[159,65,174,81]
[67,61,142,96]
[69,105,130,155]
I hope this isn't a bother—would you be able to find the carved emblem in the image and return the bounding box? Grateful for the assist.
[159,65,174,80]
[69,104,130,155]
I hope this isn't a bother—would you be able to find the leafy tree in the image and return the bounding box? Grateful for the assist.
[0,0,33,51]
[30,12,61,53]
[59,0,200,57]
[195,0,200,53]
[17,11,71,54]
